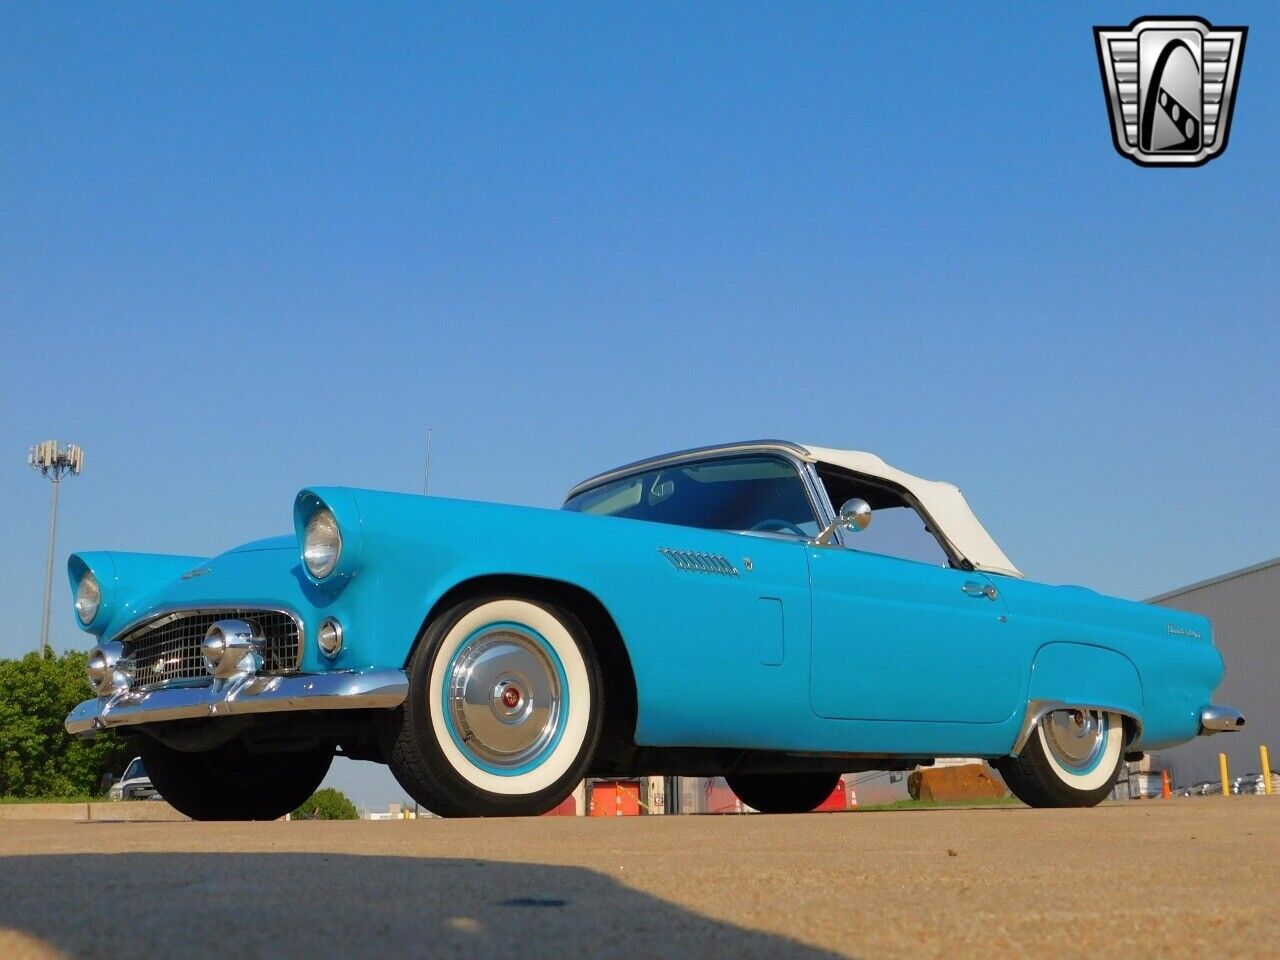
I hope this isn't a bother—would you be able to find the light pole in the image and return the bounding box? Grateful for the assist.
[28,441,84,658]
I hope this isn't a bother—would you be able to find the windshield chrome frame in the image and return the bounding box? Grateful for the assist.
[563,441,837,538]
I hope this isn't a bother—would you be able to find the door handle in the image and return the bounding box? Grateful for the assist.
[962,581,998,601]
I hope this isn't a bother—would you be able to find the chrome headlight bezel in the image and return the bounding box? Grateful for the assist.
[75,571,101,625]
[294,489,362,588]
[67,554,116,633]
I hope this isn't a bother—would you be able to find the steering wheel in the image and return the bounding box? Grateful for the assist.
[749,518,808,538]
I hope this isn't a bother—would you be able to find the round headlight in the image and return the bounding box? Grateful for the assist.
[76,572,101,625]
[317,618,344,658]
[303,508,342,579]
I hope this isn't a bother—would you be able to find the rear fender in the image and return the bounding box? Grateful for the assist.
[1015,642,1144,753]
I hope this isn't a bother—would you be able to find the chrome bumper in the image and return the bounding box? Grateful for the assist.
[1199,705,1246,735]
[65,669,409,737]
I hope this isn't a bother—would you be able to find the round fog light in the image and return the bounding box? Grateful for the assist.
[317,618,343,658]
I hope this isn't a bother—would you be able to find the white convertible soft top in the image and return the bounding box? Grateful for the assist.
[801,444,1022,579]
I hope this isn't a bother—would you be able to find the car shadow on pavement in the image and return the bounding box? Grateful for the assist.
[0,852,848,959]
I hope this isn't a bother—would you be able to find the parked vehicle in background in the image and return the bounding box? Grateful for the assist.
[1181,781,1215,796]
[1234,773,1280,795]
[107,756,159,801]
[63,440,1246,819]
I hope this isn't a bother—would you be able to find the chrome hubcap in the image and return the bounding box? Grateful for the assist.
[446,627,562,769]
[1042,709,1106,770]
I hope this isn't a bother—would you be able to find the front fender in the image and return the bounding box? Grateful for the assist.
[68,551,207,639]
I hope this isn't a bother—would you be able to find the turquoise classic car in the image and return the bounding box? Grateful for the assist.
[65,440,1243,819]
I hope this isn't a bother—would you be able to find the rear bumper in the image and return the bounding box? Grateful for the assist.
[65,668,409,737]
[1199,704,1246,735]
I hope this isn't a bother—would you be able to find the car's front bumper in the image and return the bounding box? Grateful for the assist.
[65,669,409,737]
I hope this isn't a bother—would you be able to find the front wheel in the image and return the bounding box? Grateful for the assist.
[727,772,842,813]
[137,737,333,821]
[385,595,604,817]
[994,709,1125,808]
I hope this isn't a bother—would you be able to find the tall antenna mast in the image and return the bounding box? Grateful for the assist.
[28,441,85,658]
[421,428,433,495]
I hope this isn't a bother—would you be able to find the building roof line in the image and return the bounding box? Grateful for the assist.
[1147,555,1280,603]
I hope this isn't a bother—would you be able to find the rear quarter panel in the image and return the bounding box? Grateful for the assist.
[996,579,1222,751]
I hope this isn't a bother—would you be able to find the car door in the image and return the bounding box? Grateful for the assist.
[808,544,1021,723]
[561,452,821,748]
[629,522,815,747]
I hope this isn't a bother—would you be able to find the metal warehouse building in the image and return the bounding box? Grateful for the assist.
[1147,557,1280,789]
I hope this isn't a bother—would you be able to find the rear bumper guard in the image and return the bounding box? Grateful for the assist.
[1198,705,1246,735]
[65,668,409,737]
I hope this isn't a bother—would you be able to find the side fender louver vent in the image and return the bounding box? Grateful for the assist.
[658,548,739,577]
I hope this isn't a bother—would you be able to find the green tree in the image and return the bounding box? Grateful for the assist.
[0,650,132,798]
[293,787,359,820]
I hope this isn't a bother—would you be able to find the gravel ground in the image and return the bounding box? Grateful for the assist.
[0,797,1275,959]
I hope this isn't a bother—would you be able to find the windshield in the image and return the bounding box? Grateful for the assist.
[564,454,819,537]
[123,758,146,781]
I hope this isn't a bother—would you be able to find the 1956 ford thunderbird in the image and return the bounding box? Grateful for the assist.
[65,440,1243,819]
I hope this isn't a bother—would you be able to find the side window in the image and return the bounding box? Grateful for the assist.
[817,467,951,567]
[564,455,819,536]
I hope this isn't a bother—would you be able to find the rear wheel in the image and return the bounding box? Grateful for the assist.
[994,708,1125,808]
[727,772,842,813]
[385,595,604,817]
[137,737,332,821]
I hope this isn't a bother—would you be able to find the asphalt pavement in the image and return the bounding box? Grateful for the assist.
[0,798,1275,958]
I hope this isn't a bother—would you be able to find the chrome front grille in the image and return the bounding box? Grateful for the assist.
[118,608,302,688]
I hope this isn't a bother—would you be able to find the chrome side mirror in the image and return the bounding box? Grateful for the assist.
[812,498,871,546]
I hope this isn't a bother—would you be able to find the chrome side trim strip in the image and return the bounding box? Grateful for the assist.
[1198,704,1245,734]
[65,668,409,737]
[1009,699,1143,756]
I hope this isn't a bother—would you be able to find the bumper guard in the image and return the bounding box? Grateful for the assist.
[1199,705,1246,735]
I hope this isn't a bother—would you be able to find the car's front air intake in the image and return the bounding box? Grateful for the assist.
[118,608,302,687]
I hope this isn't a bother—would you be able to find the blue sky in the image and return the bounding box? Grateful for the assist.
[2,3,1276,805]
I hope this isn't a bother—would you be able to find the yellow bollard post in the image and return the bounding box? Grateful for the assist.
[1262,745,1274,796]
[1219,753,1230,796]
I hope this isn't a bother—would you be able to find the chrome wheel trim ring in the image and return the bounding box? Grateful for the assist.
[445,626,564,770]
[1041,709,1107,772]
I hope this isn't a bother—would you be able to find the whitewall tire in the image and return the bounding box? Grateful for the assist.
[386,594,603,817]
[995,709,1126,808]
